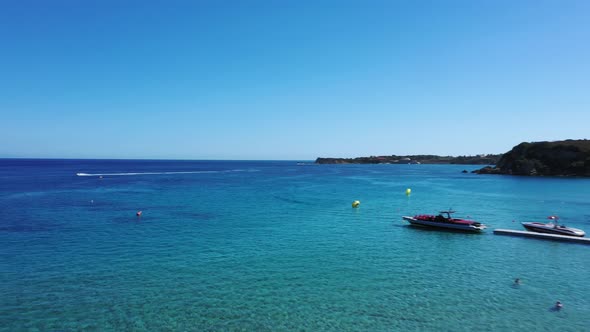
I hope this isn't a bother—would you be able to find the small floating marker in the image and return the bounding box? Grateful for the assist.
[136,211,143,217]
[405,188,411,196]
[352,200,360,208]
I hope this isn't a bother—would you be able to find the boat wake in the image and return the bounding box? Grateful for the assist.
[76,169,257,177]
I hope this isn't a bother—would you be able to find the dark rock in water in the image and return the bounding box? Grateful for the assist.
[473,139,590,177]
[472,166,502,175]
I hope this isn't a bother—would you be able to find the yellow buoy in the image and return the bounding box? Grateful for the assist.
[352,200,360,208]
[405,188,411,195]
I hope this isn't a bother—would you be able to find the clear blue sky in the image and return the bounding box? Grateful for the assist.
[1,1,589,160]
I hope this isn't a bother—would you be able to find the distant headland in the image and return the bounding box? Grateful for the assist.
[315,139,590,177]
[315,154,501,165]
[473,139,590,177]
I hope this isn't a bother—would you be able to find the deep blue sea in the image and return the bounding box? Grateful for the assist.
[1,159,589,331]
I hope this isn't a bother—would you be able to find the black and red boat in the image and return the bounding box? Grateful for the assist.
[402,210,486,232]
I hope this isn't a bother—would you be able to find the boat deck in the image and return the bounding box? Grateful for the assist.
[493,229,590,245]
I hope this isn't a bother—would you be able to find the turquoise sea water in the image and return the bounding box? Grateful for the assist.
[1,159,589,331]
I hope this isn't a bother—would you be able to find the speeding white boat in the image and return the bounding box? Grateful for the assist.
[522,216,585,237]
[402,210,486,232]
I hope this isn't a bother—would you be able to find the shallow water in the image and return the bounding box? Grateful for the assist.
[1,160,589,331]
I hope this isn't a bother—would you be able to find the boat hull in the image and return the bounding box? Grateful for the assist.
[403,216,486,232]
[521,222,585,237]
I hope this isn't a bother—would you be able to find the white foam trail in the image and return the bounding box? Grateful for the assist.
[76,169,257,177]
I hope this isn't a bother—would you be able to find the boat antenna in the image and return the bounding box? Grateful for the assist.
[548,215,560,228]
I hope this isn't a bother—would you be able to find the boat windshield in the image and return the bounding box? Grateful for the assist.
[439,210,456,219]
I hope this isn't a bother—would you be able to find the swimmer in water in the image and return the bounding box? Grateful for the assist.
[514,278,520,285]
[555,301,563,310]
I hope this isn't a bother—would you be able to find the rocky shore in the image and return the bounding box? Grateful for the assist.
[473,139,590,176]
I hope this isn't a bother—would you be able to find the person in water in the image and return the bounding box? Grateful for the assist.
[555,301,563,310]
[514,278,520,285]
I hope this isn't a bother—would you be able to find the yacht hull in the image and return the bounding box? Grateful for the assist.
[403,216,486,232]
[522,222,585,237]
